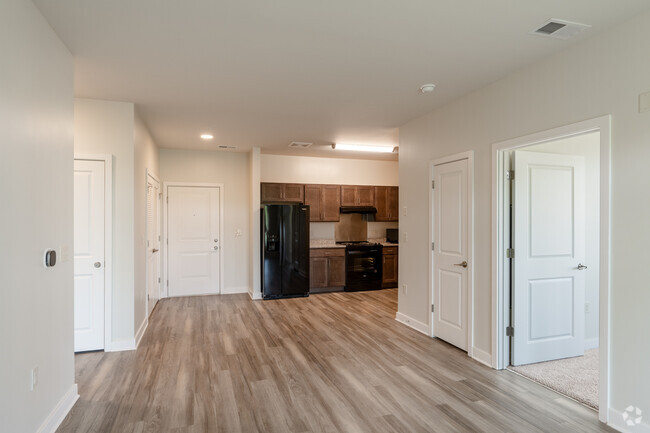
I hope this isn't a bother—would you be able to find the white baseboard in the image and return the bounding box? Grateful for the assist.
[135,317,148,349]
[585,337,600,350]
[472,347,493,368]
[248,289,262,300]
[109,338,136,352]
[608,407,650,433]
[222,286,249,294]
[36,384,79,433]
[395,312,430,335]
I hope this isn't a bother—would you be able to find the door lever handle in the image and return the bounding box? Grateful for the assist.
[577,263,587,270]
[152,248,159,253]
[454,261,468,268]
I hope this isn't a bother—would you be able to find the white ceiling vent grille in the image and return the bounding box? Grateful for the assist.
[530,19,591,40]
[218,145,237,149]
[289,141,312,149]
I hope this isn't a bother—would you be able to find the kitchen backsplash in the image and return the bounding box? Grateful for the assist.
[310,221,398,240]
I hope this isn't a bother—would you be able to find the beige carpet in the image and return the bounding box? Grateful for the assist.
[508,349,599,409]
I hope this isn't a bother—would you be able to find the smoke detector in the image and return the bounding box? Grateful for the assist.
[530,19,590,40]
[289,141,312,149]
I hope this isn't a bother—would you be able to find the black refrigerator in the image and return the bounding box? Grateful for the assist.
[261,204,310,299]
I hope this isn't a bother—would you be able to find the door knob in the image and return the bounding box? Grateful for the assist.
[94,262,102,268]
[213,246,219,250]
[577,263,588,270]
[454,261,468,268]
[214,238,219,243]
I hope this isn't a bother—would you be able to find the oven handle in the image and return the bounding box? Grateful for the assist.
[347,249,380,255]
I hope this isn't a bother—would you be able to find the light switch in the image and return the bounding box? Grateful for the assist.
[640,91,650,113]
[402,206,407,216]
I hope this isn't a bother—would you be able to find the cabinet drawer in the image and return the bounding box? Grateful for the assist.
[310,248,345,258]
[383,246,398,255]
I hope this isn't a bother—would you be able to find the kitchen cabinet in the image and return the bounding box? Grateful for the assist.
[374,186,399,221]
[304,185,340,222]
[340,185,375,207]
[261,183,304,203]
[310,248,346,292]
[382,246,398,288]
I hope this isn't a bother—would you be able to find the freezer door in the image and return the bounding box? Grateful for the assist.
[262,205,283,298]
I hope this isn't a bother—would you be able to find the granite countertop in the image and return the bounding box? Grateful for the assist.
[310,239,398,248]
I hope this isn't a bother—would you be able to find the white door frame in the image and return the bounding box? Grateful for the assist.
[429,151,475,357]
[74,154,113,352]
[491,115,611,422]
[145,169,161,316]
[163,182,225,297]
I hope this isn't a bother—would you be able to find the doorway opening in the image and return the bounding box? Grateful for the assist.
[492,116,611,422]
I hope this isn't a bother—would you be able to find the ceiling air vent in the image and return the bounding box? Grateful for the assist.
[218,145,237,150]
[289,141,312,149]
[530,19,590,40]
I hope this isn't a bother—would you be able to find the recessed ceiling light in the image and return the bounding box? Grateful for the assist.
[200,134,214,140]
[419,84,436,93]
[332,143,397,153]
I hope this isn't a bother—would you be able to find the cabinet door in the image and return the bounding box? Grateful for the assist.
[310,257,329,288]
[283,184,304,202]
[374,186,389,221]
[328,256,346,287]
[321,185,341,221]
[387,187,399,221]
[304,185,322,221]
[340,186,356,206]
[261,183,284,203]
[382,254,398,286]
[357,186,375,206]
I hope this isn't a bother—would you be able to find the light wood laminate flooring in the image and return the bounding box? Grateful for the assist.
[57,289,612,433]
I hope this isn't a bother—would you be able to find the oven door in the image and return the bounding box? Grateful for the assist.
[345,248,382,291]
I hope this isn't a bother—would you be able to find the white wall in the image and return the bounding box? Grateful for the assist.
[0,0,76,431]
[398,10,650,419]
[526,132,600,347]
[249,148,262,299]
[74,99,136,345]
[261,154,398,185]
[134,112,160,335]
[160,149,251,293]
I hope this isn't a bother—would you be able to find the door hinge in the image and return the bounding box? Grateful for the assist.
[431,304,435,313]
[506,326,514,337]
[166,196,168,203]
[506,248,515,258]
[431,242,435,251]
[506,170,514,180]
[431,180,435,189]
[167,280,169,287]
[158,277,160,283]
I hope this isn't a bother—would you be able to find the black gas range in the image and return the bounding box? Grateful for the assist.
[336,241,383,291]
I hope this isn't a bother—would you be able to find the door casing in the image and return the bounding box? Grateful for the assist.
[74,154,113,352]
[163,182,225,298]
[429,151,474,357]
[145,170,161,316]
[491,115,611,422]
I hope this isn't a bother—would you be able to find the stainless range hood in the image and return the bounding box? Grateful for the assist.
[339,206,377,214]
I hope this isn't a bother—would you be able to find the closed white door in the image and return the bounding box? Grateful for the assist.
[74,160,105,352]
[146,175,161,316]
[512,151,586,366]
[168,186,220,297]
[433,158,469,351]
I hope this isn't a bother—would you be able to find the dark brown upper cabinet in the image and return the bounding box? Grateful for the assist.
[374,186,399,221]
[305,184,341,222]
[340,185,375,207]
[261,183,304,203]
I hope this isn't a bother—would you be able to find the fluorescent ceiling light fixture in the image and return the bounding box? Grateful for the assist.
[200,134,214,140]
[332,143,397,153]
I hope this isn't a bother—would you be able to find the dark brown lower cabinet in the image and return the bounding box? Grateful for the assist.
[382,246,398,288]
[310,248,346,292]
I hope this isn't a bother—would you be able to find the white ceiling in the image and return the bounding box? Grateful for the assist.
[34,0,650,160]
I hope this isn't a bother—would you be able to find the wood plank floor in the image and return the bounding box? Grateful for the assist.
[57,289,612,433]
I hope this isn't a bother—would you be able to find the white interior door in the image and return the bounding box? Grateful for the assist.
[146,175,161,316]
[433,158,469,351]
[512,151,586,366]
[168,186,220,297]
[74,160,105,352]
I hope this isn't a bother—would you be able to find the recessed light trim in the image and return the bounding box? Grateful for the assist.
[332,143,397,153]
[200,134,214,140]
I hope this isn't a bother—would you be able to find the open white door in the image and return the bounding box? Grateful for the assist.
[512,151,586,366]
[146,175,161,316]
[433,158,469,351]
[74,160,105,352]
[168,186,221,297]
